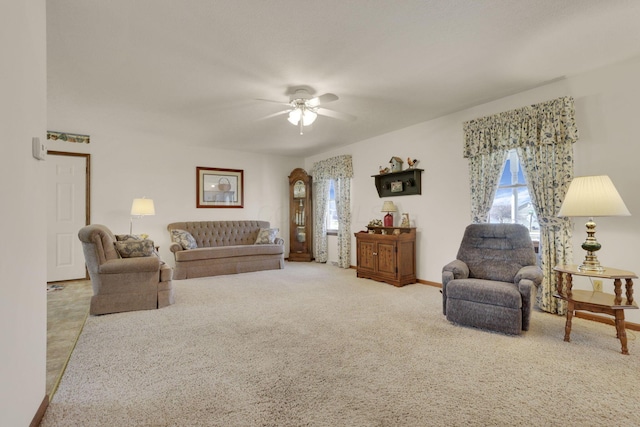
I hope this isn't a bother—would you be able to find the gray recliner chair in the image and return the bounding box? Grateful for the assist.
[78,224,174,315]
[442,223,542,335]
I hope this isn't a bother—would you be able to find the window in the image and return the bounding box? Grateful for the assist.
[489,150,539,242]
[326,179,339,232]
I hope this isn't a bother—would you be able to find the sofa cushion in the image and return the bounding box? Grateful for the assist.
[175,244,284,262]
[115,239,155,258]
[171,229,198,250]
[255,228,279,244]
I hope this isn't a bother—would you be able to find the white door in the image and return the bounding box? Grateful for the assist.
[47,154,88,282]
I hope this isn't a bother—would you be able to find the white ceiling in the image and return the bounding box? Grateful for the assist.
[47,0,640,157]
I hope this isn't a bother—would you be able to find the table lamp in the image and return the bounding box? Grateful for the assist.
[381,201,397,227]
[557,175,630,272]
[130,197,155,234]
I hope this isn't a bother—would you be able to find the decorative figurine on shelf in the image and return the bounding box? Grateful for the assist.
[407,158,419,169]
[368,219,383,227]
[389,157,404,172]
[379,166,390,174]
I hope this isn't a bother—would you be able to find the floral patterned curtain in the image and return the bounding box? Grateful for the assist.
[335,177,351,268]
[312,179,329,262]
[463,96,578,314]
[468,150,507,223]
[311,155,353,268]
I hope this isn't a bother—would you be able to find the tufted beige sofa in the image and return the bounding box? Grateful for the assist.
[167,221,285,279]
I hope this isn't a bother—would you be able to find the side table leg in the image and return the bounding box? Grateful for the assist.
[614,279,622,305]
[614,310,629,355]
[625,278,634,305]
[564,301,574,342]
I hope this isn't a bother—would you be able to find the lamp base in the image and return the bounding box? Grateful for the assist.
[578,262,604,273]
[383,213,393,227]
[578,217,603,273]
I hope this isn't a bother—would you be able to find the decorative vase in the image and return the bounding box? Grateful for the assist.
[384,213,393,227]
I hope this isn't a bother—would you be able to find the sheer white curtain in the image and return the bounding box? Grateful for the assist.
[311,155,353,268]
[463,96,578,314]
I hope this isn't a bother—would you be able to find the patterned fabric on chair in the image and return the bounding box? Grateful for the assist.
[442,224,543,335]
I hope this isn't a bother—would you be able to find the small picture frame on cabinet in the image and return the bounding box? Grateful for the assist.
[390,181,403,193]
[400,213,410,228]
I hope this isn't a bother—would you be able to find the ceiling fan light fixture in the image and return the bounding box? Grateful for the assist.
[302,109,317,125]
[287,108,301,125]
[287,107,317,126]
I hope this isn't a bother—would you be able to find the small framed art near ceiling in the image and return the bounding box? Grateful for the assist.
[196,167,244,208]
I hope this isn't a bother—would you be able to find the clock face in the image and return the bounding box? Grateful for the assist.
[293,180,306,198]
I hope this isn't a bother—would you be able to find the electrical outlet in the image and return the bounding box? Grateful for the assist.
[593,280,603,292]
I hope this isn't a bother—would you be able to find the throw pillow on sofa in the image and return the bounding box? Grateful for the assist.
[171,229,198,250]
[255,228,279,244]
[115,234,147,241]
[115,239,155,258]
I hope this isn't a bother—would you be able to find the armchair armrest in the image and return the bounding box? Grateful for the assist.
[169,242,184,253]
[515,265,542,332]
[442,259,469,315]
[442,259,469,283]
[99,257,160,274]
[514,265,543,287]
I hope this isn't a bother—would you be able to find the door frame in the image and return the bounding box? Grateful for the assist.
[47,150,91,279]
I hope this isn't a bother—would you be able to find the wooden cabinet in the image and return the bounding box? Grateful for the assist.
[288,168,313,262]
[354,227,416,287]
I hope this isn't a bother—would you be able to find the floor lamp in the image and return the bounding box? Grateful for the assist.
[130,197,155,234]
[557,175,630,272]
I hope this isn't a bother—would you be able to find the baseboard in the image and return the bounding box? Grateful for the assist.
[30,394,48,427]
[417,279,442,288]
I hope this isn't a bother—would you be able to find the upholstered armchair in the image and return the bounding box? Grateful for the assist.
[442,223,542,335]
[78,224,174,315]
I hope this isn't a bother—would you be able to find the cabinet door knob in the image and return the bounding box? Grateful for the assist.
[372,252,377,256]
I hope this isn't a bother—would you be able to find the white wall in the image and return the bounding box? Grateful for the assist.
[0,0,48,425]
[46,131,301,263]
[306,55,640,323]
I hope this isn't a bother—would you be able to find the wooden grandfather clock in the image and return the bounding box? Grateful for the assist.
[288,168,313,262]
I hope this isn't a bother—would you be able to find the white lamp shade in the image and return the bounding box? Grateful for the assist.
[557,175,630,217]
[381,201,398,213]
[131,198,155,216]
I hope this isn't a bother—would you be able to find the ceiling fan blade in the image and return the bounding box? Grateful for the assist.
[256,98,292,106]
[258,109,291,121]
[309,93,339,106]
[317,107,356,121]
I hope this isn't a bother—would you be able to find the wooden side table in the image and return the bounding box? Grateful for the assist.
[554,265,638,354]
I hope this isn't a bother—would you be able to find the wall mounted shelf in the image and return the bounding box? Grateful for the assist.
[372,168,423,198]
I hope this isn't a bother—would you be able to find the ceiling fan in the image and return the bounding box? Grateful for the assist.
[258,88,356,135]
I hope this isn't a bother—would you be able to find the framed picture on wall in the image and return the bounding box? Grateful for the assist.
[196,167,244,208]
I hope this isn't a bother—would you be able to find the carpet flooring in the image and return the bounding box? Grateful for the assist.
[42,262,638,426]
